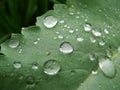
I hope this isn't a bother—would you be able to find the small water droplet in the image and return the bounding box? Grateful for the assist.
[32,63,39,70]
[69,30,74,33]
[43,60,61,75]
[69,12,74,15]
[56,31,60,34]
[77,36,84,42]
[90,37,96,43]
[58,35,64,39]
[92,70,98,75]
[84,23,92,32]
[89,53,96,61]
[33,41,38,45]
[104,29,109,34]
[64,24,67,28]
[8,38,19,48]
[92,30,101,37]
[43,16,57,28]
[37,38,40,41]
[99,41,105,46]
[13,61,22,69]
[99,58,116,78]
[26,76,35,84]
[59,20,64,24]
[75,16,80,18]
[118,46,120,52]
[59,42,73,54]
[18,48,22,53]
[106,49,112,58]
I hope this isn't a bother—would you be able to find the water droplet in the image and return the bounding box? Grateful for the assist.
[59,42,73,54]
[75,16,80,18]
[106,49,112,58]
[99,41,105,46]
[18,48,22,53]
[13,61,22,69]
[118,46,120,52]
[59,20,64,24]
[92,70,98,75]
[89,53,96,61]
[33,41,38,45]
[99,58,116,78]
[43,16,57,28]
[32,63,39,70]
[8,38,19,48]
[104,29,109,34]
[58,35,64,39]
[90,37,96,43]
[69,12,74,15]
[92,30,101,37]
[56,31,60,34]
[77,36,84,42]
[84,23,92,32]
[43,60,61,75]
[37,38,40,41]
[26,76,35,84]
[69,30,74,33]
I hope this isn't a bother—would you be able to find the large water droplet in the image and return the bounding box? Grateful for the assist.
[84,23,92,32]
[59,42,73,54]
[13,61,22,69]
[92,30,101,37]
[43,16,57,28]
[26,76,35,84]
[8,38,19,48]
[99,58,116,78]
[43,60,61,75]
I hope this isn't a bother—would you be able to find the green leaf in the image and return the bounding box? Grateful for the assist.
[0,0,120,90]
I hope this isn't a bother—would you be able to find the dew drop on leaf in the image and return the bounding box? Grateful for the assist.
[92,30,101,37]
[77,36,84,42]
[58,35,64,39]
[26,76,35,84]
[32,62,39,70]
[99,41,105,46]
[104,29,109,34]
[43,60,61,75]
[59,42,73,54]
[8,38,19,48]
[33,41,38,45]
[106,49,112,58]
[84,23,92,32]
[59,20,64,24]
[43,16,57,28]
[89,53,96,61]
[69,30,74,33]
[90,37,96,43]
[13,61,22,69]
[92,70,98,75]
[99,58,116,78]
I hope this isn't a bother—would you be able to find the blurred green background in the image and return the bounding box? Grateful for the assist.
[0,0,66,44]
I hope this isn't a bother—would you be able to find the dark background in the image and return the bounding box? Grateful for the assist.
[0,0,66,43]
